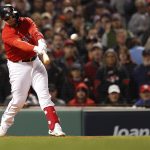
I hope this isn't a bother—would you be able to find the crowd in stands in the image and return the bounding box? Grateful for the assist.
[0,0,150,107]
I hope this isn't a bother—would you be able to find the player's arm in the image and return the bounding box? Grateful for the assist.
[26,17,47,51]
[26,17,44,41]
[3,33,43,54]
[12,38,34,51]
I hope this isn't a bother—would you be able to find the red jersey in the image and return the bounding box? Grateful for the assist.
[2,17,44,62]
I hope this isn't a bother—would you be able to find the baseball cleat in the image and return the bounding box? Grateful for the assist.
[0,126,7,136]
[48,123,65,137]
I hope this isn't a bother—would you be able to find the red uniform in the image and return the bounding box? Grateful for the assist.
[0,4,65,136]
[2,17,43,62]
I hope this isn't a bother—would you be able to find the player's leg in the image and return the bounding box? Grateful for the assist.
[31,58,65,136]
[0,61,32,136]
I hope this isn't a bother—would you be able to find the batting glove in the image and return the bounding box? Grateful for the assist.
[38,39,47,52]
[33,46,44,55]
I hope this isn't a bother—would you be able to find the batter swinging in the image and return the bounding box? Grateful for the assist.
[0,4,65,136]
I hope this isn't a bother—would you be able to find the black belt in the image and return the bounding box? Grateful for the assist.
[21,55,37,62]
[10,56,37,63]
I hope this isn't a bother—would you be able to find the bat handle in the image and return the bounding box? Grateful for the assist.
[42,50,47,55]
[42,50,50,65]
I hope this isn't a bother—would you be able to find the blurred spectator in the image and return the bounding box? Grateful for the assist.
[111,13,124,30]
[97,13,111,38]
[133,84,150,107]
[0,0,16,6]
[62,0,74,8]
[63,6,75,35]
[48,84,66,106]
[44,0,57,19]
[44,52,65,98]
[0,0,150,106]
[87,1,111,22]
[4,89,39,107]
[82,36,98,63]
[76,4,84,16]
[57,39,81,74]
[84,42,103,87]
[72,14,85,37]
[111,0,126,16]
[53,19,65,34]
[133,49,150,88]
[101,14,117,49]
[95,49,129,103]
[87,28,99,40]
[114,29,128,52]
[118,47,137,101]
[0,64,11,104]
[61,63,87,103]
[41,12,52,27]
[68,82,95,106]
[70,33,85,57]
[129,37,144,65]
[60,28,69,40]
[42,24,53,40]
[128,0,150,40]
[30,0,45,13]
[106,84,124,105]
[30,12,42,29]
[124,0,136,23]
[141,1,150,45]
[51,33,64,60]
[24,92,39,107]
[0,44,7,65]
[15,0,31,17]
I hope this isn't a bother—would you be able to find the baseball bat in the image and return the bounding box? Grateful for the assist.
[42,50,50,65]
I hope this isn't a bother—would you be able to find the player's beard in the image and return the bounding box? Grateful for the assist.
[6,17,18,27]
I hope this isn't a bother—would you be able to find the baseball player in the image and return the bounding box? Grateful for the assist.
[0,4,65,136]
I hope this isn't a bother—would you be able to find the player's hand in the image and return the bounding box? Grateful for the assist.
[33,46,45,55]
[38,39,47,52]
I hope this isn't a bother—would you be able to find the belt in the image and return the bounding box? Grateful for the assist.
[10,56,37,63]
[21,55,37,62]
[17,55,37,62]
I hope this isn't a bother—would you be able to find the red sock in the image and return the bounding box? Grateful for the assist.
[43,106,59,130]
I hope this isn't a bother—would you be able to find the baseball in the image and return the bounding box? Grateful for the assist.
[70,33,78,41]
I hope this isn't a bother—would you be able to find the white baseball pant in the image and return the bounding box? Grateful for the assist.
[0,57,54,129]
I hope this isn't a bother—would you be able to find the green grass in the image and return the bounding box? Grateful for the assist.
[0,136,150,150]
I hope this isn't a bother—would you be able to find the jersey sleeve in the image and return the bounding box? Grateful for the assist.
[2,32,34,52]
[25,17,44,41]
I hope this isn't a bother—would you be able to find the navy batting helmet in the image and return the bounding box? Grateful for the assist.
[0,4,19,21]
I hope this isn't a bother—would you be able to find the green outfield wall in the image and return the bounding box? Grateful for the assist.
[0,107,82,136]
[1,106,150,136]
